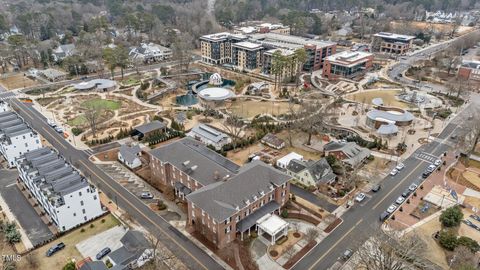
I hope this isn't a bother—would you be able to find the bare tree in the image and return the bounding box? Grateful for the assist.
[458,107,480,163]
[221,115,244,151]
[355,227,435,270]
[24,253,39,269]
[83,104,103,138]
[305,228,319,243]
[143,233,176,270]
[450,245,478,270]
[298,101,325,145]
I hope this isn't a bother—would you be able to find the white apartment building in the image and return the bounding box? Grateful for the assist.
[0,101,10,112]
[0,111,42,168]
[16,147,104,231]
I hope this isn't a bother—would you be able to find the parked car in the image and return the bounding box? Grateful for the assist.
[426,164,436,173]
[54,126,63,133]
[47,119,56,127]
[96,247,111,260]
[355,193,366,202]
[46,242,65,257]
[140,192,154,199]
[401,189,410,197]
[380,211,390,221]
[341,249,353,260]
[387,204,398,214]
[470,214,480,222]
[395,196,405,205]
[371,184,381,192]
[395,163,405,171]
[390,169,399,176]
[434,159,442,166]
[422,171,431,178]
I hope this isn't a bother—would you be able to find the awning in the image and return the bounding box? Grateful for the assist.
[236,201,280,232]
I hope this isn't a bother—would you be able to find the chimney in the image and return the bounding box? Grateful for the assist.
[182,160,190,166]
[190,165,198,171]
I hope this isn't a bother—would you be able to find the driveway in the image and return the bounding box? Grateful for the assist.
[76,226,126,261]
[291,185,338,213]
[0,169,54,246]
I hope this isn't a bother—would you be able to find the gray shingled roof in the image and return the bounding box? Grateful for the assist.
[261,133,285,148]
[119,144,141,164]
[287,158,335,184]
[109,231,150,267]
[188,124,230,143]
[324,141,371,167]
[149,138,240,186]
[187,161,291,222]
[134,120,166,135]
[79,261,108,270]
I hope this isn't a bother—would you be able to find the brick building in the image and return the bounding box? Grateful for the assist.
[323,50,374,80]
[458,60,480,82]
[371,32,415,55]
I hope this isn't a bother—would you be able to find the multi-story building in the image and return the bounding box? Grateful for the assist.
[323,50,374,80]
[0,100,10,112]
[233,22,290,35]
[458,60,480,82]
[371,32,415,55]
[200,32,246,65]
[16,147,104,231]
[231,41,264,70]
[148,138,291,248]
[129,43,172,63]
[199,32,336,73]
[0,111,42,168]
[262,48,297,77]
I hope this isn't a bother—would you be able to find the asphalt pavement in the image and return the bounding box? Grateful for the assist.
[9,98,224,270]
[291,185,338,212]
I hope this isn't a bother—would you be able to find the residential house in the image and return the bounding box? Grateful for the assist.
[129,43,172,63]
[39,68,67,82]
[323,141,371,167]
[131,121,167,140]
[0,111,42,168]
[286,158,336,186]
[118,144,142,169]
[261,133,285,150]
[186,124,232,151]
[16,147,104,231]
[52,44,76,61]
[187,161,291,248]
[107,230,154,269]
[276,152,304,169]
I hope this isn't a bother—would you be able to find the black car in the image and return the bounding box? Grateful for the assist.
[46,242,65,257]
[379,211,390,221]
[422,171,431,178]
[401,189,410,197]
[470,214,480,222]
[371,184,381,192]
[96,247,111,260]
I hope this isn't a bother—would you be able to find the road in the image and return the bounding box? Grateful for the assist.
[9,98,224,270]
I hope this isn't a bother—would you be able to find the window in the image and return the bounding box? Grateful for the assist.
[245,208,250,216]
[84,216,87,221]
[80,201,84,206]
[82,209,86,214]
[93,195,97,200]
[73,213,76,217]
[225,225,231,234]
[281,191,286,197]
[192,210,195,217]
[235,216,240,222]
[79,191,82,196]
[225,217,231,224]
[191,203,195,209]
[201,210,205,216]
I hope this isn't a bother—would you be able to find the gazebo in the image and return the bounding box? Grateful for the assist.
[256,214,289,245]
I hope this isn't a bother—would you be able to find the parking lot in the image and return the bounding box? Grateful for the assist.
[0,168,54,247]
[76,225,126,261]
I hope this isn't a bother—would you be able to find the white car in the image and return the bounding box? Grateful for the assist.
[387,204,398,214]
[426,164,436,173]
[395,163,405,171]
[390,169,399,176]
[434,159,442,166]
[408,183,418,191]
[54,126,63,133]
[355,193,366,202]
[395,196,405,205]
[47,119,56,127]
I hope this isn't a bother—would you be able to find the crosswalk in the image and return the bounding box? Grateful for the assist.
[83,149,94,156]
[0,91,15,101]
[414,151,439,164]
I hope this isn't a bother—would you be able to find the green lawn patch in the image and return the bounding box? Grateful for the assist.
[82,98,121,110]
[67,115,87,126]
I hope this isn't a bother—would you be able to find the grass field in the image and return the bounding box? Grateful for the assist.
[0,73,42,90]
[67,115,87,126]
[463,171,480,189]
[16,214,120,270]
[346,90,413,109]
[82,98,121,110]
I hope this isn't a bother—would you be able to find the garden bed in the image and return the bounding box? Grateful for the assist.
[282,240,317,269]
[324,218,342,233]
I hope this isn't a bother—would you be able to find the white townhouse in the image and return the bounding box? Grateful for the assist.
[0,111,42,168]
[129,43,172,63]
[16,148,104,231]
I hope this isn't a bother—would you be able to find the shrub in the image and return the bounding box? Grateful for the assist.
[439,230,458,250]
[276,236,288,245]
[80,228,85,233]
[63,261,76,270]
[2,222,21,244]
[90,223,95,228]
[101,219,105,223]
[250,232,258,238]
[105,259,113,268]
[440,206,463,227]
[281,209,289,218]
[457,236,480,252]
[71,127,83,136]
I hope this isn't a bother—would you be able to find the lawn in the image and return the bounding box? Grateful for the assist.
[17,214,120,270]
[346,90,413,109]
[463,171,480,189]
[229,100,299,119]
[82,98,121,110]
[67,115,87,126]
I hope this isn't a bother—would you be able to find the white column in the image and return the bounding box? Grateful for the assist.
[241,231,243,241]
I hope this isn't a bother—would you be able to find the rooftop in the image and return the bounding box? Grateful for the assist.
[187,161,291,222]
[119,144,141,164]
[197,87,235,101]
[324,141,371,167]
[374,32,415,41]
[188,124,230,144]
[149,138,240,187]
[326,50,373,66]
[232,41,263,50]
[133,120,166,135]
[249,32,335,49]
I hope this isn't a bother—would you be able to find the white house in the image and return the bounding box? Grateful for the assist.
[52,43,76,61]
[0,111,42,168]
[0,101,10,112]
[129,43,172,63]
[276,152,304,169]
[107,230,154,269]
[16,148,104,231]
[118,144,142,169]
[186,124,232,150]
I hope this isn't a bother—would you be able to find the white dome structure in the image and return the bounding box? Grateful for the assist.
[209,73,223,86]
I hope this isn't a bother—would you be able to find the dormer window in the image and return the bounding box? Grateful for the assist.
[259,191,265,196]
[244,199,250,205]
[253,195,257,201]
